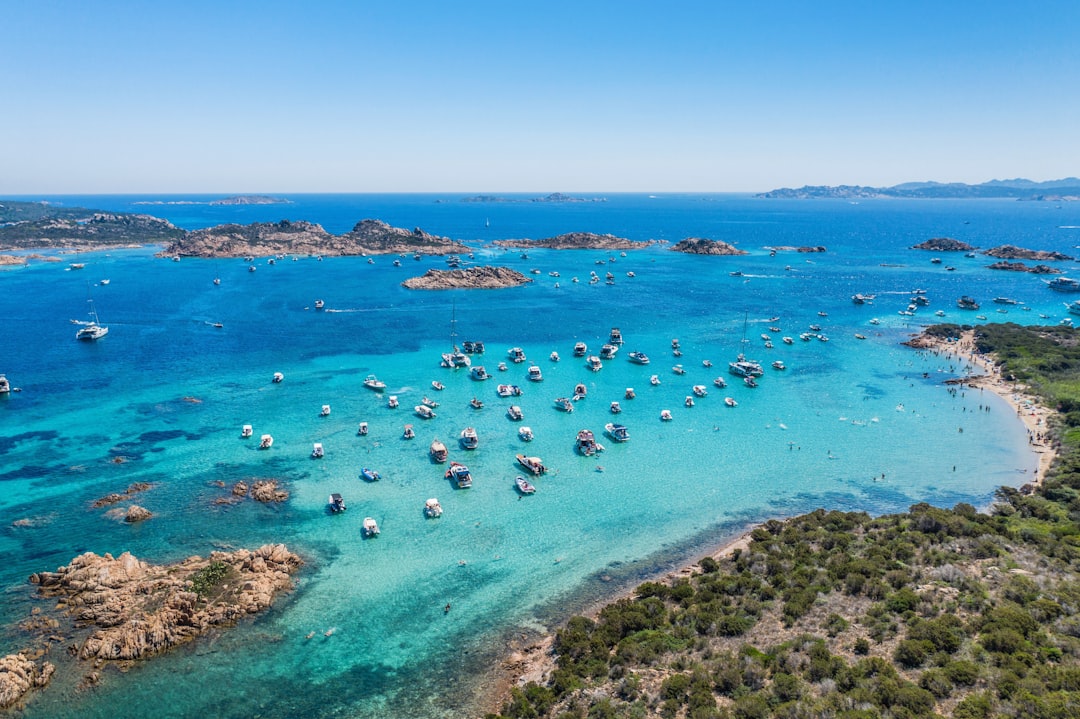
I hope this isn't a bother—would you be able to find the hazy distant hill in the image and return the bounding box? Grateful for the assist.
[757,177,1080,199]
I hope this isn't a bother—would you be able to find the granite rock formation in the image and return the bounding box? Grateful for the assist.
[669,238,747,255]
[402,266,531,289]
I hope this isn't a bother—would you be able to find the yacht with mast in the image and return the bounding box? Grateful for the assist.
[440,303,471,368]
[728,312,763,378]
[74,288,109,341]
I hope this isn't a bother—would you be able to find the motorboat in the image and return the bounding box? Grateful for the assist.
[272,372,284,383]
[744,376,758,388]
[650,375,660,385]
[361,467,381,481]
[671,338,681,351]
[415,404,436,419]
[320,404,331,416]
[363,374,387,391]
[508,347,527,363]
[69,262,85,270]
[672,364,686,375]
[459,426,479,449]
[702,359,713,368]
[312,442,324,458]
[314,299,325,310]
[1068,301,1080,316]
[604,423,630,442]
[692,385,707,397]
[573,383,587,400]
[624,387,635,399]
[760,333,770,342]
[818,311,828,317]
[430,439,448,462]
[628,351,650,365]
[462,340,485,354]
[956,296,980,310]
[518,426,534,442]
[506,405,524,421]
[241,424,253,438]
[935,310,946,317]
[554,397,574,412]
[248,265,256,272]
[609,401,622,414]
[772,360,786,370]
[851,293,875,304]
[684,395,695,407]
[809,324,822,332]
[659,409,673,421]
[527,365,543,381]
[725,397,737,407]
[550,351,560,362]
[516,454,547,475]
[470,397,484,409]
[575,429,602,456]
[431,380,445,391]
[868,318,881,325]
[470,366,491,380]
[259,434,274,449]
[358,422,369,435]
[713,377,727,388]
[609,327,624,345]
[599,344,618,359]
[586,355,603,372]
[362,517,380,537]
[800,333,813,341]
[328,493,347,513]
[421,396,439,409]
[515,476,536,495]
[1047,277,1080,292]
[424,498,443,518]
[387,396,399,408]
[497,362,508,371]
[573,342,588,357]
[855,332,868,339]
[782,336,794,345]
[403,424,415,440]
[497,384,522,397]
[446,461,473,488]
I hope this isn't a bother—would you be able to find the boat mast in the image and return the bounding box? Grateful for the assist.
[450,301,458,352]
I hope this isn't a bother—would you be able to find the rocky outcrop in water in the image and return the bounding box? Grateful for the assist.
[911,237,976,252]
[27,544,301,663]
[161,219,467,258]
[983,244,1073,261]
[402,266,531,289]
[208,195,291,205]
[0,653,54,710]
[91,482,152,508]
[987,261,1062,274]
[765,245,827,253]
[491,232,658,250]
[669,238,747,255]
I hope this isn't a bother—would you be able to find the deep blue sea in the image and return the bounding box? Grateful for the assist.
[2,193,1079,717]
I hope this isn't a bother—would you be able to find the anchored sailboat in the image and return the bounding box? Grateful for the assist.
[74,286,109,341]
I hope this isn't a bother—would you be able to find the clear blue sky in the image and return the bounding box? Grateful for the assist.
[2,1,1077,193]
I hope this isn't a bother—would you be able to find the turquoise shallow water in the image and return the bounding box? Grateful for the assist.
[1,194,1078,717]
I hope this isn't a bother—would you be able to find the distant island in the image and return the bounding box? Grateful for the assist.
[669,238,747,255]
[402,266,530,290]
[758,177,1080,200]
[209,195,291,205]
[491,232,659,250]
[460,193,606,203]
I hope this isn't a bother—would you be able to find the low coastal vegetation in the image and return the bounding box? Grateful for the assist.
[489,323,1080,719]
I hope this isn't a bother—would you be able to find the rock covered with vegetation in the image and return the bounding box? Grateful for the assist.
[987,261,1062,274]
[0,202,184,249]
[983,244,1073,261]
[911,238,977,252]
[491,232,659,250]
[402,266,531,289]
[488,323,1080,719]
[669,238,748,256]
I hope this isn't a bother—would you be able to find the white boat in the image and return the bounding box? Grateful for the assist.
[470,397,484,409]
[1068,300,1080,316]
[421,396,439,408]
[586,355,603,372]
[515,476,536,495]
[573,342,588,357]
[314,299,325,310]
[69,262,85,270]
[609,327,624,344]
[508,347,527,363]
[259,434,274,449]
[272,372,284,383]
[549,351,560,362]
[358,422,369,435]
[497,384,522,397]
[957,296,980,310]
[650,374,660,385]
[599,344,618,359]
[507,405,524,421]
[1047,277,1080,292]
[659,409,673,421]
[628,351,650,365]
[74,294,109,341]
[362,517,380,537]
[470,366,491,380]
[312,442,324,458]
[624,387,635,399]
[497,362,508,371]
[554,397,574,412]
[430,439,448,462]
[573,383,587,400]
[446,461,472,488]
[459,426,479,449]
[213,278,221,286]
[772,360,786,370]
[516,454,547,475]
[575,429,602,456]
[604,423,630,442]
[713,377,727,388]
[702,359,712,368]
[869,318,880,325]
[403,424,415,440]
[692,385,707,397]
[241,424,253,438]
[328,493,347,513]
[729,356,764,378]
[415,404,436,419]
[387,395,398,408]
[725,397,737,407]
[424,498,443,518]
[527,365,543,381]
[431,380,445,391]
[320,404,331,416]
[518,426,534,442]
[610,401,622,414]
[782,336,794,345]
[684,395,695,407]
[672,364,686,375]
[363,375,387,391]
[744,376,758,388]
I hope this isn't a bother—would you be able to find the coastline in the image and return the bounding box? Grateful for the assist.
[483,328,1055,713]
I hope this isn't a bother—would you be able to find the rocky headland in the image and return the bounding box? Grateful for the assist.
[911,237,977,252]
[491,232,659,250]
[0,653,54,711]
[161,218,468,258]
[0,211,184,250]
[402,266,531,290]
[987,261,1063,274]
[669,238,747,255]
[983,244,1073,261]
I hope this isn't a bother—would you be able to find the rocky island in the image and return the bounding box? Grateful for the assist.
[402,266,531,290]
[491,232,659,251]
[987,261,1062,274]
[983,244,1073,261]
[669,238,748,255]
[161,218,468,258]
[911,237,977,252]
[208,195,291,205]
[461,193,606,203]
